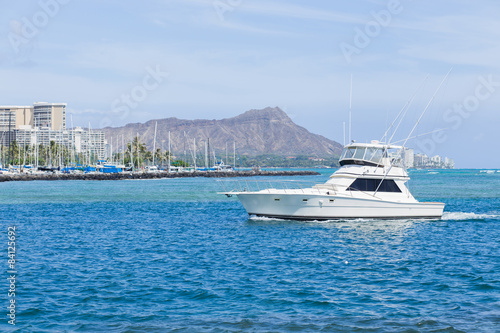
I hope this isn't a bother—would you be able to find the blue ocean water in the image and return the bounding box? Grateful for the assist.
[0,169,499,332]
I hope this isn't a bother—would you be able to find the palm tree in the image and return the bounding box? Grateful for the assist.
[154,148,163,165]
[127,136,148,168]
[8,141,20,165]
[143,151,153,164]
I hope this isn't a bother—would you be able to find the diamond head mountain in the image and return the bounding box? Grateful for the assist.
[100,107,342,159]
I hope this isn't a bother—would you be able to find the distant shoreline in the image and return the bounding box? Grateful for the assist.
[0,170,320,183]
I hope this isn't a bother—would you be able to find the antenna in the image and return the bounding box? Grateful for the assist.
[349,74,352,143]
[343,122,346,146]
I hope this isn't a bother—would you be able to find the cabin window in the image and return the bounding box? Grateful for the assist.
[302,199,308,202]
[353,148,366,160]
[366,148,383,164]
[347,178,401,192]
[274,198,281,201]
[340,148,355,160]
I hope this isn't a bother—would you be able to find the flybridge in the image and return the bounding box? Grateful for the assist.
[339,141,404,168]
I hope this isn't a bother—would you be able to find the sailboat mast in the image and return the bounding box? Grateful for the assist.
[48,127,52,167]
[70,114,74,165]
[207,138,211,169]
[168,131,171,172]
[193,138,197,169]
[204,141,208,168]
[88,122,92,165]
[193,138,196,171]
[122,135,124,166]
[130,135,133,169]
[183,131,186,166]
[153,121,157,166]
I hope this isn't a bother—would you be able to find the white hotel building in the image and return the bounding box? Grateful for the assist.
[0,103,106,159]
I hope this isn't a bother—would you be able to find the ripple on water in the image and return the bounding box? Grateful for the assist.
[0,175,499,332]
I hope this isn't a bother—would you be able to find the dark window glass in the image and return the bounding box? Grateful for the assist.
[347,178,401,192]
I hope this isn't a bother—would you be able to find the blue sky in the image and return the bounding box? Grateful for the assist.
[1,0,499,167]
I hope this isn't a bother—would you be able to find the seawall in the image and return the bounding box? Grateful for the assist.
[0,170,320,183]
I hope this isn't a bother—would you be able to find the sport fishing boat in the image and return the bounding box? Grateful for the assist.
[225,141,445,220]
[225,71,453,220]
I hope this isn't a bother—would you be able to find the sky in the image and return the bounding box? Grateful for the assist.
[0,0,499,168]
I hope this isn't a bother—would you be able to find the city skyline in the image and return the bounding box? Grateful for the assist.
[1,101,456,170]
[1,1,499,168]
[0,102,106,161]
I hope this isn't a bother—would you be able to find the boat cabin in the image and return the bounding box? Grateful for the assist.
[339,141,403,168]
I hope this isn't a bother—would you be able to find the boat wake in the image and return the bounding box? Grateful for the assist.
[249,213,499,223]
[248,216,430,224]
[248,216,288,222]
[441,212,499,221]
[248,215,371,223]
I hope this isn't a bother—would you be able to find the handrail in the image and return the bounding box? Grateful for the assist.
[218,179,337,195]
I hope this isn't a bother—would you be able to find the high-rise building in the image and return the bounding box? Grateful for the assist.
[33,102,66,130]
[431,155,441,164]
[1,102,106,162]
[414,153,428,167]
[72,127,106,158]
[413,153,454,169]
[444,157,455,169]
[0,105,33,145]
[0,106,34,129]
[403,148,414,168]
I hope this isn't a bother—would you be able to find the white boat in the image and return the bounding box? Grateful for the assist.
[145,165,159,173]
[225,141,444,220]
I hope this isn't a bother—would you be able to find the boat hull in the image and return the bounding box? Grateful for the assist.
[236,192,444,220]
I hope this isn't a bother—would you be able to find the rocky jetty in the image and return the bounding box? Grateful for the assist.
[0,170,319,183]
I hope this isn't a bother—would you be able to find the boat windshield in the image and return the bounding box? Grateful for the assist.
[340,146,385,165]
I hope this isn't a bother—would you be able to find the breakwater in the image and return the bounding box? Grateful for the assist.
[0,170,319,182]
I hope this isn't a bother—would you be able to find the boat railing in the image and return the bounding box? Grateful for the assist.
[218,179,334,195]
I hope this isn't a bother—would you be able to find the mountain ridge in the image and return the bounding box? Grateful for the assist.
[100,107,343,157]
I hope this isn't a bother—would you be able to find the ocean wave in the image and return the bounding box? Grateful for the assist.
[442,212,499,221]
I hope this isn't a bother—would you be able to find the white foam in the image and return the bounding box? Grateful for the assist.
[248,216,288,222]
[250,213,498,223]
[441,212,499,221]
